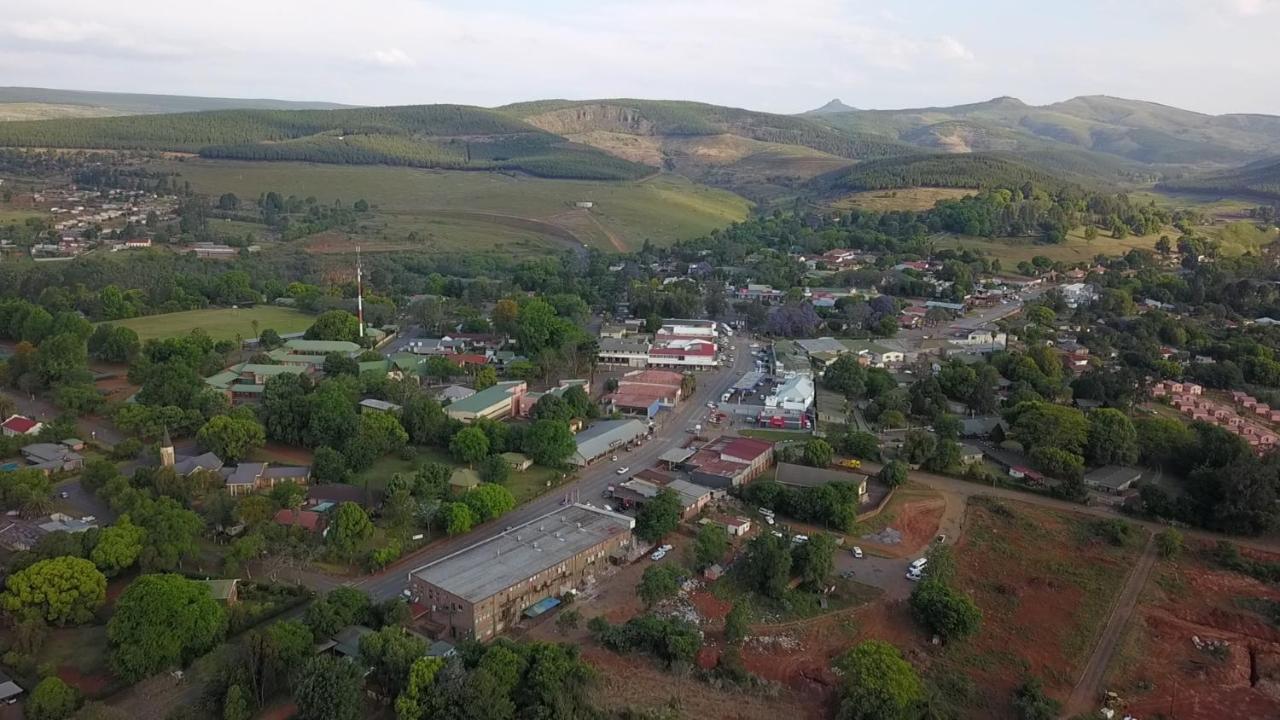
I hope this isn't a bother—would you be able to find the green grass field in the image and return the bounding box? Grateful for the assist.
[103,306,314,342]
[155,159,751,253]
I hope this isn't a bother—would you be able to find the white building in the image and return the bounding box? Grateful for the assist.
[655,319,719,341]
[598,337,651,368]
[1061,283,1099,308]
[766,375,815,412]
[647,339,717,369]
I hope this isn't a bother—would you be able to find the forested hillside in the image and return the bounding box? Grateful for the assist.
[0,86,350,116]
[0,105,653,180]
[816,154,1071,194]
[1160,157,1280,200]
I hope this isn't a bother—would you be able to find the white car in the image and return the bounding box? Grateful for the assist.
[650,550,666,561]
[792,534,809,544]
[659,544,673,552]
[707,401,716,408]
[764,516,775,526]
[906,570,922,582]
[616,466,630,475]
[750,343,759,348]
[852,546,864,559]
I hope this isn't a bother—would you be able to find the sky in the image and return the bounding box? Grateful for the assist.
[1,0,1278,115]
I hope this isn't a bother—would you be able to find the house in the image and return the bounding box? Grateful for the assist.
[1084,466,1142,494]
[326,625,376,659]
[597,337,651,368]
[359,398,402,414]
[775,462,868,502]
[501,452,533,472]
[449,468,482,495]
[20,442,85,473]
[958,445,985,465]
[609,475,712,518]
[38,512,97,534]
[274,508,327,533]
[647,338,717,369]
[1,415,42,437]
[0,670,23,705]
[1060,283,1099,308]
[570,419,649,466]
[173,452,225,477]
[444,381,527,423]
[1008,466,1044,484]
[701,514,752,537]
[224,463,310,497]
[202,579,240,605]
[766,374,815,412]
[518,379,590,417]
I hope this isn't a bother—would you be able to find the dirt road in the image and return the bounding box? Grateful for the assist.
[1063,536,1159,716]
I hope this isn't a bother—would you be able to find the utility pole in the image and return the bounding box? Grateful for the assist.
[356,246,365,339]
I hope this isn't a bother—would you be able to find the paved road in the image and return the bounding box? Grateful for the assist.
[1064,536,1158,717]
[350,337,757,601]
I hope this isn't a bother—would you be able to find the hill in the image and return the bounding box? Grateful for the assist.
[0,105,653,180]
[499,98,916,199]
[1159,157,1280,200]
[814,153,1074,195]
[813,94,1280,167]
[0,86,351,118]
[805,99,859,115]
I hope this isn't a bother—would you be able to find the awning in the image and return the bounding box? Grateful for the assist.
[522,596,562,618]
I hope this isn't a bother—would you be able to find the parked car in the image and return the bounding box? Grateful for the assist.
[650,550,666,561]
[616,466,630,475]
[659,544,673,553]
[851,546,864,559]
[906,569,923,582]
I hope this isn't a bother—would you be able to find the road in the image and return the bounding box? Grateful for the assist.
[350,336,757,601]
[1064,536,1158,717]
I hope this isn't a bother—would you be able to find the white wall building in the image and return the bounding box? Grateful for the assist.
[766,375,815,412]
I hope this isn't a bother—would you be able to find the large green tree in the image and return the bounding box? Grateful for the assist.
[294,655,363,720]
[522,419,576,467]
[1085,408,1139,467]
[90,516,145,577]
[327,502,374,559]
[835,640,923,720]
[108,573,227,682]
[26,676,81,720]
[463,483,516,522]
[638,564,681,608]
[634,489,682,543]
[359,626,428,698]
[196,412,266,463]
[1,556,106,625]
[305,310,360,342]
[449,426,490,466]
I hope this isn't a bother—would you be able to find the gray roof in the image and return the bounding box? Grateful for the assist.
[411,504,633,603]
[0,670,21,701]
[437,385,476,402]
[668,478,712,508]
[598,337,651,354]
[960,416,1006,437]
[796,337,848,356]
[20,442,83,465]
[1085,466,1143,490]
[775,462,867,489]
[226,462,267,486]
[571,419,648,465]
[658,447,696,464]
[359,398,402,412]
[264,466,310,480]
[175,452,224,476]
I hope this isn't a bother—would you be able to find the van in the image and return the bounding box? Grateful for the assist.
[721,392,731,402]
[909,557,928,572]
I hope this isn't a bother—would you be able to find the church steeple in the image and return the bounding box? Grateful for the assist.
[159,426,175,468]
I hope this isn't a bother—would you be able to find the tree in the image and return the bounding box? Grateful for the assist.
[692,522,729,569]
[440,502,476,536]
[450,426,490,466]
[222,685,251,720]
[635,489,682,543]
[132,497,203,571]
[294,655,363,720]
[108,574,227,682]
[878,460,909,488]
[1012,403,1088,454]
[1029,446,1084,482]
[840,429,881,461]
[834,640,923,720]
[1084,408,1139,467]
[638,564,681,608]
[741,533,792,600]
[909,578,982,642]
[473,366,498,391]
[305,310,359,342]
[793,533,836,588]
[35,332,88,387]
[26,676,81,720]
[802,438,834,468]
[901,430,938,466]
[312,446,351,484]
[724,601,750,646]
[1,556,105,625]
[1156,528,1183,559]
[523,419,576,467]
[196,413,266,463]
[346,411,409,470]
[463,483,516,522]
[1011,676,1061,720]
[394,656,446,720]
[477,454,510,485]
[327,502,374,559]
[90,516,145,576]
[359,626,428,697]
[323,352,359,377]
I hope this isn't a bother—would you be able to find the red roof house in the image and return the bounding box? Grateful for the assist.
[1,415,42,437]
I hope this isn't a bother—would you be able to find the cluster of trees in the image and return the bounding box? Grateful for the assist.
[735,531,838,600]
[1007,402,1138,490]
[741,478,863,533]
[588,613,702,669]
[908,546,982,642]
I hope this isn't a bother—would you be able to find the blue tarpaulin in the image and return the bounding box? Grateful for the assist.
[523,597,561,618]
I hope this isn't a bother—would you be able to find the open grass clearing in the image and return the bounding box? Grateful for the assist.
[829,187,976,212]
[101,306,314,342]
[154,159,751,252]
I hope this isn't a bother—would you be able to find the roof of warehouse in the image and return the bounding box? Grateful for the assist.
[410,504,633,603]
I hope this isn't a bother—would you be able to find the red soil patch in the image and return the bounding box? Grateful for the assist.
[1109,543,1280,720]
[688,589,732,623]
[859,498,945,558]
[57,666,111,696]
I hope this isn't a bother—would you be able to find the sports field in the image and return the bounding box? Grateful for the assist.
[155,159,751,253]
[103,306,314,342]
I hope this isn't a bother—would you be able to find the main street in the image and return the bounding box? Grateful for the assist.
[352,337,757,600]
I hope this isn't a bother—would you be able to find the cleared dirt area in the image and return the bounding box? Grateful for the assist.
[1104,543,1280,719]
[908,498,1145,717]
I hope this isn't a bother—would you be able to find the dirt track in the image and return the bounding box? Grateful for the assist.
[1064,535,1158,716]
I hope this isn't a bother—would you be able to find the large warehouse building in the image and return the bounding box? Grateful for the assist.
[406,504,635,641]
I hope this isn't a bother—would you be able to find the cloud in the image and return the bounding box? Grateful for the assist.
[937,35,975,62]
[367,48,415,68]
[3,16,189,57]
